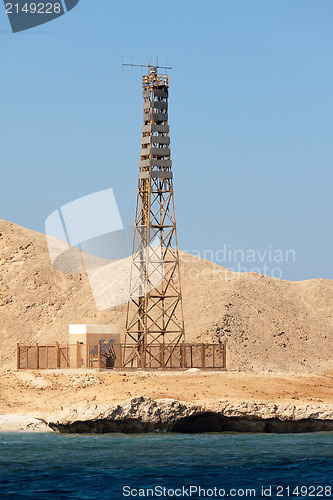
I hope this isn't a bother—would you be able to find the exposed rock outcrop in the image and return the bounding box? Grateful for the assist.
[48,396,333,434]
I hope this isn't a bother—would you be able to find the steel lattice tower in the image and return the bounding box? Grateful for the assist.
[123,66,185,368]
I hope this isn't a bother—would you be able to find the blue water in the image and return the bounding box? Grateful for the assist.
[0,433,332,499]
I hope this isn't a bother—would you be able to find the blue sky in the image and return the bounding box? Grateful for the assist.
[1,0,332,281]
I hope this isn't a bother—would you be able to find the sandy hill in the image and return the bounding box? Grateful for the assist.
[0,220,332,372]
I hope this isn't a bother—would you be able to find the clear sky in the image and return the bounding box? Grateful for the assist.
[1,0,332,281]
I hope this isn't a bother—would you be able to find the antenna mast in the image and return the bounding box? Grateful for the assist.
[123,60,185,368]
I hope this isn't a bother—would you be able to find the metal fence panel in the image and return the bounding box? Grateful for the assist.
[17,342,226,370]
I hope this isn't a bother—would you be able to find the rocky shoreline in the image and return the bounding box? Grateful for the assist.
[45,397,333,434]
[2,371,332,433]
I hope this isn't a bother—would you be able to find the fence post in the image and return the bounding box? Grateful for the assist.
[223,341,226,369]
[143,342,146,368]
[139,342,145,369]
[76,342,80,369]
[98,341,101,369]
[17,344,20,370]
[161,343,165,368]
[35,344,39,370]
[180,343,185,368]
[121,344,124,368]
[56,343,60,369]
[201,344,205,369]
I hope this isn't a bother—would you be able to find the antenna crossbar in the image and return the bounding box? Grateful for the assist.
[122,58,172,72]
[122,63,172,70]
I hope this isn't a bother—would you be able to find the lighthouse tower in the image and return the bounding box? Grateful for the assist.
[123,66,185,368]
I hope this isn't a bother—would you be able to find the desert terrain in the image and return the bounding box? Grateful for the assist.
[0,219,332,373]
[0,219,333,430]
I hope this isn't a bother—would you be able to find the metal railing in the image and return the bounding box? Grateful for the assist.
[16,342,226,370]
[142,74,169,89]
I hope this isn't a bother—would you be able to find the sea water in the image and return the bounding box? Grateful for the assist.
[0,433,332,499]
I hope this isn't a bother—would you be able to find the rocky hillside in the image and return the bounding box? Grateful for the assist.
[0,220,332,372]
